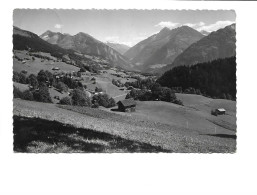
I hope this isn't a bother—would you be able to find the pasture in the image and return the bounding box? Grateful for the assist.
[13,50,80,75]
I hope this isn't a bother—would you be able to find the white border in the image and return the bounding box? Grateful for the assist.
[1,0,257,194]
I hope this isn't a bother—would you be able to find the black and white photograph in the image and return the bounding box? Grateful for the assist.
[13,9,236,153]
[1,0,257,194]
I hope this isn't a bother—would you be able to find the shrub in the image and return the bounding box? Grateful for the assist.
[92,102,99,108]
[172,99,183,106]
[95,87,103,92]
[211,109,217,116]
[71,89,91,107]
[60,96,72,105]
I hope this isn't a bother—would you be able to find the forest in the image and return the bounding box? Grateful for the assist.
[157,56,236,100]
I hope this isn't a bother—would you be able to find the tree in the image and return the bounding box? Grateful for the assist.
[151,83,162,99]
[108,98,116,108]
[157,57,236,100]
[27,74,38,88]
[60,96,72,105]
[56,82,68,92]
[19,73,27,84]
[33,86,52,103]
[92,94,115,108]
[37,70,48,84]
[13,71,20,83]
[13,86,23,99]
[71,89,91,107]
[22,90,34,101]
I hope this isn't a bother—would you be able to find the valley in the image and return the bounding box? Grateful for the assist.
[12,21,236,153]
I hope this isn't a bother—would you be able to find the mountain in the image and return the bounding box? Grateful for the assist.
[106,42,130,55]
[13,26,102,68]
[14,26,75,59]
[200,30,210,36]
[162,24,236,72]
[40,31,134,70]
[124,26,204,72]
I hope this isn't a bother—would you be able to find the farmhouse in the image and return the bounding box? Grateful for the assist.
[215,108,226,115]
[117,98,136,112]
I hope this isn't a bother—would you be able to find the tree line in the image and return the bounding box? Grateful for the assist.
[13,70,116,108]
[157,56,236,100]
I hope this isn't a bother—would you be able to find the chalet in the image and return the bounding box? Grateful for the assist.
[215,108,226,115]
[117,98,136,112]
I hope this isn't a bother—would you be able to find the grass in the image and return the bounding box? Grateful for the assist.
[13,116,169,153]
[14,98,236,153]
[13,50,80,75]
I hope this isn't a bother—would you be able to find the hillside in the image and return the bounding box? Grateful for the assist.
[13,26,96,68]
[13,98,236,153]
[157,56,236,99]
[124,26,204,72]
[40,30,135,70]
[162,24,236,72]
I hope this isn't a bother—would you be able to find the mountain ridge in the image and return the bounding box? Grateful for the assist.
[160,23,236,73]
[40,30,134,70]
[124,26,204,72]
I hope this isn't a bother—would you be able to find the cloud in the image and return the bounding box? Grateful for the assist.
[183,22,205,28]
[155,21,180,29]
[104,36,134,47]
[105,36,119,42]
[154,20,234,33]
[155,21,205,30]
[197,20,235,32]
[54,24,63,29]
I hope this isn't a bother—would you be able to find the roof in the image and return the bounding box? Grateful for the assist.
[117,98,136,107]
[217,108,226,112]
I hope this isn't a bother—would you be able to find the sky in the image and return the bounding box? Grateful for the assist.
[13,9,236,47]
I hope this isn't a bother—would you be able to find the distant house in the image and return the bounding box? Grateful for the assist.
[52,67,60,71]
[215,108,226,115]
[117,98,136,112]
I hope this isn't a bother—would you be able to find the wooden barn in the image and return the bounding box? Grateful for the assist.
[215,108,226,115]
[117,98,136,112]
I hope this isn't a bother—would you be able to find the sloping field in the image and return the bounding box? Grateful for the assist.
[176,93,236,132]
[13,99,236,152]
[13,82,29,92]
[121,95,236,136]
[13,50,80,75]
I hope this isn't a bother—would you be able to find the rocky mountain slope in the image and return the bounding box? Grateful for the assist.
[124,26,204,72]
[106,42,130,55]
[161,24,236,72]
[40,31,134,70]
